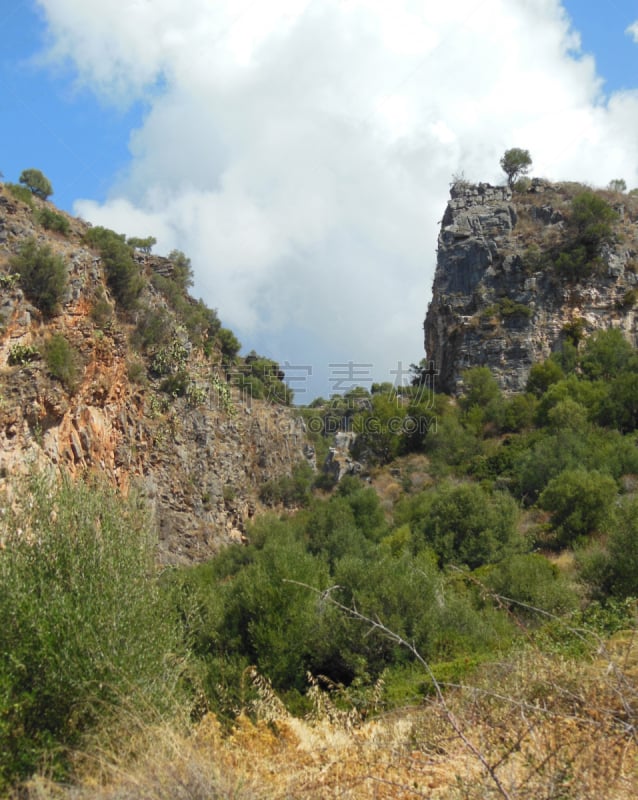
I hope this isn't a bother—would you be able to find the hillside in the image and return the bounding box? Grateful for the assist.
[425,179,638,394]
[2,175,638,799]
[0,182,311,562]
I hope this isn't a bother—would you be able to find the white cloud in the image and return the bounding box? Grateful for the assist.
[37,0,638,396]
[626,20,638,43]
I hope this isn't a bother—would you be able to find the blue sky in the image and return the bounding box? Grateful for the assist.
[0,1,144,210]
[2,1,638,397]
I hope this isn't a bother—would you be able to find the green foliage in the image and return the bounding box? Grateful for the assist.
[132,306,173,351]
[459,366,500,411]
[167,249,194,290]
[552,192,617,281]
[44,334,81,392]
[500,148,532,187]
[579,328,636,381]
[539,468,617,546]
[37,207,70,235]
[497,296,533,318]
[608,178,627,193]
[7,342,39,366]
[19,168,53,200]
[259,463,315,508]
[526,359,564,397]
[603,497,638,597]
[127,235,156,254]
[89,292,113,329]
[9,238,68,316]
[482,553,578,617]
[403,482,523,568]
[570,191,617,245]
[5,182,35,207]
[234,351,293,405]
[150,334,189,377]
[84,226,144,310]
[0,472,185,788]
[218,327,241,364]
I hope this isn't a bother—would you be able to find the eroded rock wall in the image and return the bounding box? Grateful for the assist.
[425,180,638,394]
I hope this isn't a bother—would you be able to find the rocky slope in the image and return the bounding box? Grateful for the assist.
[0,184,311,563]
[425,179,638,394]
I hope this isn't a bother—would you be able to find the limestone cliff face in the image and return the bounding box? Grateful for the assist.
[425,180,638,394]
[0,185,310,563]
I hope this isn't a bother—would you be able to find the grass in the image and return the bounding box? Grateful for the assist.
[18,629,638,799]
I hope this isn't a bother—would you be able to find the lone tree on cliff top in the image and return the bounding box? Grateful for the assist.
[500,148,532,187]
[19,168,53,201]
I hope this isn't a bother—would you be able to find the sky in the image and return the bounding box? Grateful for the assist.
[2,1,638,402]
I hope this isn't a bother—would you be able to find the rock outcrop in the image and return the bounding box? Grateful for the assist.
[0,185,310,563]
[425,180,638,394]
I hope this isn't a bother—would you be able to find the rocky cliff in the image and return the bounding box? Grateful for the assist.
[425,180,638,394]
[0,184,311,563]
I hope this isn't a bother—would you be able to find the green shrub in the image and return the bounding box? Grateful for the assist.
[0,472,186,788]
[84,226,144,310]
[259,463,314,508]
[132,306,173,351]
[539,468,617,546]
[37,207,70,235]
[7,343,39,366]
[218,327,241,364]
[44,334,81,391]
[127,235,156,254]
[10,238,68,316]
[606,497,638,597]
[526,359,564,397]
[5,182,34,207]
[579,328,636,381]
[482,553,578,617]
[553,192,617,281]
[406,481,524,568]
[90,293,113,329]
[127,358,147,384]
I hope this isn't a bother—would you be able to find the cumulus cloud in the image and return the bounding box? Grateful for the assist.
[37,0,638,397]
[627,20,638,43]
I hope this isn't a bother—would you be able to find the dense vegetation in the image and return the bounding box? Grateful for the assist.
[3,329,637,792]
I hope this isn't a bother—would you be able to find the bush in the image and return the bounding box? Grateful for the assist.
[579,328,636,381]
[482,553,578,617]
[406,481,523,568]
[606,497,638,597]
[84,226,144,310]
[218,327,241,364]
[19,168,53,200]
[37,207,70,235]
[44,334,81,391]
[0,472,186,788]
[539,468,617,546]
[10,238,68,316]
[7,343,39,366]
[5,182,34,207]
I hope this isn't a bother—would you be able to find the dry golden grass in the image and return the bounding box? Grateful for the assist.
[19,627,637,800]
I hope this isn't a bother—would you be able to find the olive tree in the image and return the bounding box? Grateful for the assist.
[500,148,532,188]
[19,168,53,200]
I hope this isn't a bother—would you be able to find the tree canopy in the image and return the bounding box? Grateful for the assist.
[19,168,53,200]
[500,148,532,187]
